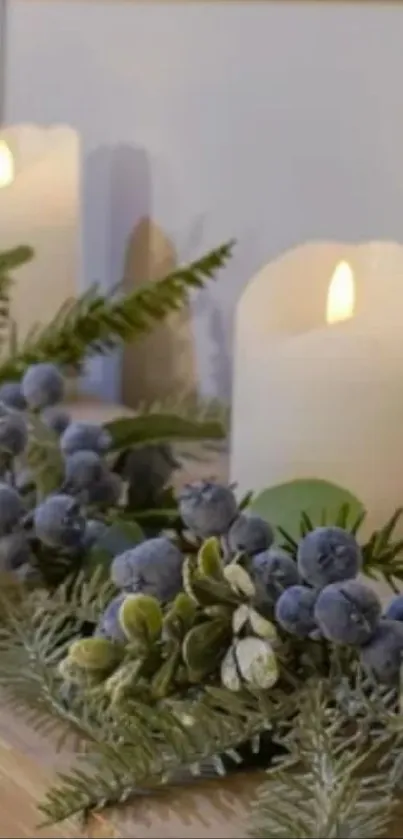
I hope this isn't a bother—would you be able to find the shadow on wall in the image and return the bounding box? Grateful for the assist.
[192,291,232,403]
[84,143,198,405]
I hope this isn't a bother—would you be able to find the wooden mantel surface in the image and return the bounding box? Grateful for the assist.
[0,694,262,838]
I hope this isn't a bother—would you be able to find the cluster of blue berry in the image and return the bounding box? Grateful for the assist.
[0,363,128,580]
[271,527,403,686]
[94,481,403,687]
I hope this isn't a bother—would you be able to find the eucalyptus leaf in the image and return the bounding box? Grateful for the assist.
[249,478,365,542]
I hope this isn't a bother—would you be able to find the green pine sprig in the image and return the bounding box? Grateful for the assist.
[105,403,228,452]
[249,681,397,839]
[37,688,267,827]
[0,246,34,274]
[361,509,403,593]
[0,245,34,352]
[0,241,234,382]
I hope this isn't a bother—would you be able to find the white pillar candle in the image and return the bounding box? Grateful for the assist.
[231,241,403,536]
[0,124,81,347]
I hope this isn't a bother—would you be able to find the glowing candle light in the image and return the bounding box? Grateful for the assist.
[326,261,355,325]
[0,141,14,188]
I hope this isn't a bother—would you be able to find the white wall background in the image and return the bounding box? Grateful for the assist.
[4,0,403,402]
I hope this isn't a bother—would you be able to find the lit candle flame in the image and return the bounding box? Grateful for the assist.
[0,141,15,188]
[326,261,355,325]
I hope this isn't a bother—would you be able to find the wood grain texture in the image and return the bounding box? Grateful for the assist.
[0,694,261,838]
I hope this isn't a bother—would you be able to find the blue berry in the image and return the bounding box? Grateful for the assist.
[275,585,317,638]
[41,406,70,436]
[94,593,127,643]
[228,514,274,557]
[0,382,26,410]
[0,406,27,456]
[111,537,184,602]
[119,444,179,508]
[252,547,299,603]
[22,363,64,410]
[178,481,238,539]
[0,532,32,572]
[60,422,111,457]
[297,526,362,589]
[15,468,34,493]
[384,595,403,622]
[34,494,86,549]
[314,580,381,646]
[0,483,24,535]
[64,450,107,493]
[85,471,122,508]
[360,620,403,684]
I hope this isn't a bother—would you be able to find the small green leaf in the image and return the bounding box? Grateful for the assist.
[163,592,197,639]
[220,646,241,692]
[183,555,239,607]
[151,650,181,699]
[119,593,163,644]
[223,563,255,597]
[234,637,279,690]
[232,603,250,635]
[105,659,144,705]
[205,604,234,621]
[58,657,105,687]
[197,537,223,579]
[248,608,278,641]
[191,576,241,607]
[249,479,365,542]
[182,555,201,604]
[182,619,231,676]
[105,413,225,452]
[68,638,124,672]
